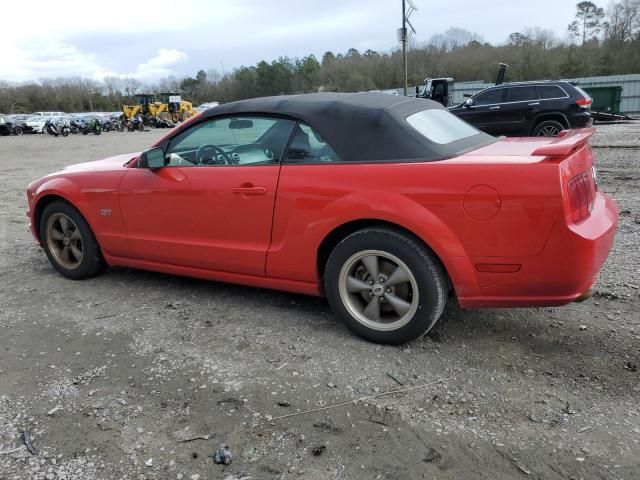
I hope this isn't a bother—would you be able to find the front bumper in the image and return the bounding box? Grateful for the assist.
[456,192,618,308]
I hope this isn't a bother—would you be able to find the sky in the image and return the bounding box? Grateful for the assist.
[0,0,604,83]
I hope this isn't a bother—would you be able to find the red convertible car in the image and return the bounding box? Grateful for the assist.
[26,93,618,344]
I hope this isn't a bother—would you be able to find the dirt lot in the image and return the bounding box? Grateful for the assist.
[0,125,639,480]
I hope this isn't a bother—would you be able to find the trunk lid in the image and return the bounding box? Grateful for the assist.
[453,128,598,223]
[461,128,596,160]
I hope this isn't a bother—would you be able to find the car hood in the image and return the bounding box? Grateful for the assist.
[63,152,140,172]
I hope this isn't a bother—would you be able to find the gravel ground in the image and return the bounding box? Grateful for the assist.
[0,124,639,480]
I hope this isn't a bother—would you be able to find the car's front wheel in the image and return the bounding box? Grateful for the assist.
[325,228,448,344]
[40,201,106,280]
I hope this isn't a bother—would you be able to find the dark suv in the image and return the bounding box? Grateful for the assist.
[448,81,592,137]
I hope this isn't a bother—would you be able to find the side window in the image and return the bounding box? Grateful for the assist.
[473,88,505,106]
[285,122,342,163]
[537,85,566,99]
[507,86,539,102]
[163,116,296,167]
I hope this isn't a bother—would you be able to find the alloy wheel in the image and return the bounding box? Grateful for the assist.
[537,125,561,136]
[338,250,419,331]
[46,213,84,269]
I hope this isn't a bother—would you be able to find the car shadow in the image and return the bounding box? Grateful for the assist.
[70,267,637,390]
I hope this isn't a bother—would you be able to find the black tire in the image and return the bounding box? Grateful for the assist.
[532,120,564,137]
[13,126,23,136]
[138,123,145,132]
[324,228,448,345]
[40,201,106,280]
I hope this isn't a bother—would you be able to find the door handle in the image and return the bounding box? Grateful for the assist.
[489,106,500,110]
[232,185,267,195]
[528,102,540,106]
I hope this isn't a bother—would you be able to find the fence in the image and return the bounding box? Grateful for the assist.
[397,74,640,114]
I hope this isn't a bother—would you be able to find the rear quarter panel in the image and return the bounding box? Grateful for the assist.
[267,160,564,286]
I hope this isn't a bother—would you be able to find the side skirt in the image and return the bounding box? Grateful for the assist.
[103,253,322,297]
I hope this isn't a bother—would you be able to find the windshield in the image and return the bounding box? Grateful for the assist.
[27,116,44,122]
[406,109,482,144]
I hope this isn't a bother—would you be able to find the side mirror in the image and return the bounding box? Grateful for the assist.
[464,98,474,108]
[140,147,165,169]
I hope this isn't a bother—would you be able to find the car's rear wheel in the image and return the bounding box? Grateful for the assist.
[324,228,448,344]
[40,201,106,280]
[13,126,23,136]
[533,120,564,137]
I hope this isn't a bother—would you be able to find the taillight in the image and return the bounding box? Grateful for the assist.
[576,97,592,108]
[567,170,596,222]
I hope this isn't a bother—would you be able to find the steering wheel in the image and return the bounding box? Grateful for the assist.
[196,144,233,165]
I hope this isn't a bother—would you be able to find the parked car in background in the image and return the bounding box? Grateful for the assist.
[7,114,31,122]
[449,81,593,137]
[30,111,68,117]
[194,101,220,113]
[0,115,25,135]
[26,93,616,345]
[0,115,13,135]
[25,115,49,133]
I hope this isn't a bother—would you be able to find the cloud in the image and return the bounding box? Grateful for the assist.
[132,49,189,81]
[0,0,587,83]
[0,36,116,81]
[0,41,188,83]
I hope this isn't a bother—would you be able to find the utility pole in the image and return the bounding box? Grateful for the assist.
[402,0,407,96]
[400,0,417,96]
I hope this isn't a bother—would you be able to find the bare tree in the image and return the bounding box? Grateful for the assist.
[603,0,640,42]
[428,28,484,51]
[568,1,605,44]
[508,32,530,47]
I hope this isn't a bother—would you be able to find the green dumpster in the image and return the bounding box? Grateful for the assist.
[581,86,622,113]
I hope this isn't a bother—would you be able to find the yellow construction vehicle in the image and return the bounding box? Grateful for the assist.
[122,93,195,124]
[156,92,195,123]
[122,94,156,121]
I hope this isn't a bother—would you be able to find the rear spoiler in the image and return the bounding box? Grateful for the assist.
[531,128,596,157]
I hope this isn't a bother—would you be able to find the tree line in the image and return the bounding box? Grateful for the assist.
[1,0,639,113]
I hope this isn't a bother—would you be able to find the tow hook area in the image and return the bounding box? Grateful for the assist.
[574,286,595,302]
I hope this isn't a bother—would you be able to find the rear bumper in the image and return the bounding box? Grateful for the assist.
[570,111,592,128]
[456,192,617,308]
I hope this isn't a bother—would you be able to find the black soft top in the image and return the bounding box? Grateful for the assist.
[203,92,494,162]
